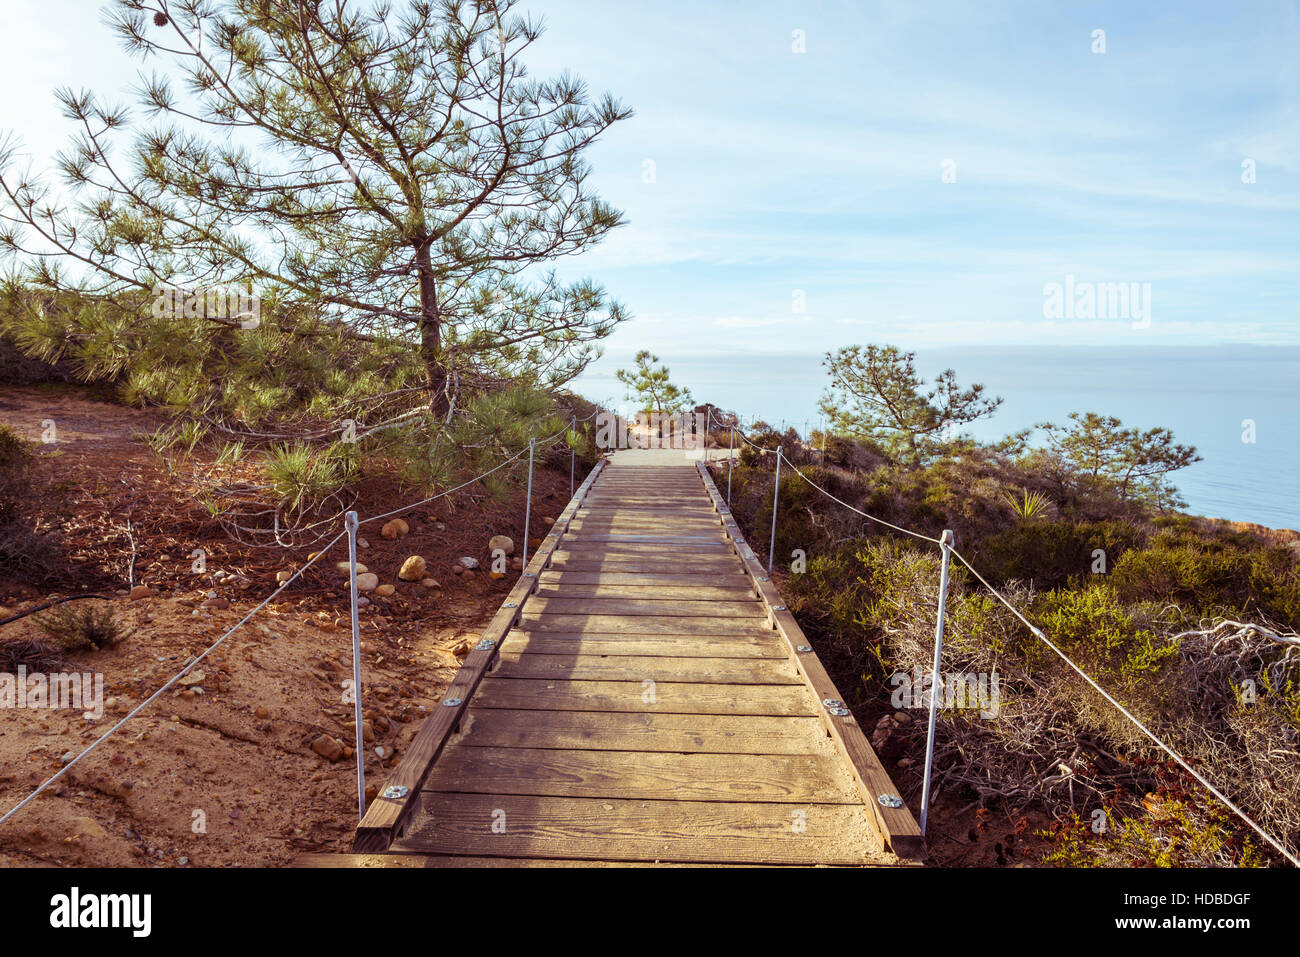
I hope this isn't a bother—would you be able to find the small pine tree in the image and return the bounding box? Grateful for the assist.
[615,350,693,416]
[819,344,1002,468]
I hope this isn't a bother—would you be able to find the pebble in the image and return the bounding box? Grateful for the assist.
[374,584,395,597]
[310,735,344,762]
[488,535,515,556]
[337,561,367,575]
[398,556,427,581]
[457,557,479,570]
[380,518,409,539]
[355,572,379,592]
[201,597,230,610]
[128,585,152,601]
[276,571,292,584]
[420,578,441,589]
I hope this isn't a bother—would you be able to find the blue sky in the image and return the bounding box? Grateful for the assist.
[3,1,1298,391]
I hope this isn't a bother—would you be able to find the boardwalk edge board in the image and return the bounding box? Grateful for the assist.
[351,458,609,853]
[694,459,926,861]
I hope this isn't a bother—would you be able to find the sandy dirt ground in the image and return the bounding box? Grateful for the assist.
[0,385,574,867]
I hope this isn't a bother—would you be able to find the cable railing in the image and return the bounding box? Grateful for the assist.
[713,421,1300,867]
[0,409,598,835]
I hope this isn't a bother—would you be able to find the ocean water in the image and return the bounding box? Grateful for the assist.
[575,345,1300,530]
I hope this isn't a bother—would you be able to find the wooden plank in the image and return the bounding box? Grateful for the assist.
[471,677,818,716]
[393,794,883,865]
[499,632,787,659]
[573,505,717,513]
[517,614,774,636]
[565,525,723,535]
[547,556,744,572]
[536,571,751,587]
[557,539,729,549]
[523,597,765,618]
[423,746,860,803]
[453,708,831,754]
[548,552,740,564]
[297,853,774,868]
[532,583,755,600]
[489,650,801,684]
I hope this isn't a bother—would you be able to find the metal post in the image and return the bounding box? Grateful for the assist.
[768,447,783,576]
[522,437,536,567]
[569,416,576,499]
[919,529,955,836]
[727,424,734,506]
[345,510,366,820]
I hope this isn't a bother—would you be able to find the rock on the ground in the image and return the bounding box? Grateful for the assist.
[310,735,344,762]
[398,556,427,581]
[488,534,514,556]
[355,572,379,592]
[380,518,410,539]
[457,556,479,570]
[420,578,441,589]
[337,561,368,575]
[374,584,396,597]
[275,571,292,584]
[128,584,152,601]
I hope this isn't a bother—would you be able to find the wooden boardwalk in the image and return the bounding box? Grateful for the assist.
[318,452,921,867]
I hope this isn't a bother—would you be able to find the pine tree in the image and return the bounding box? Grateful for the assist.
[615,350,693,416]
[0,0,630,540]
[818,344,1002,467]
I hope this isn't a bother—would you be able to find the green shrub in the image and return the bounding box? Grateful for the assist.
[0,423,30,519]
[0,425,60,580]
[1112,530,1300,629]
[975,519,1146,590]
[1031,584,1177,685]
[35,602,134,653]
[1042,800,1268,868]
